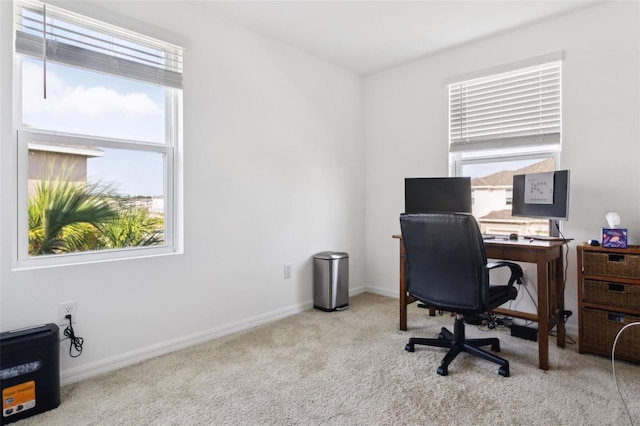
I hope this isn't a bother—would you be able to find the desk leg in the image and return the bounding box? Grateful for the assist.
[400,291,408,331]
[399,241,408,331]
[537,259,550,370]
[555,253,566,348]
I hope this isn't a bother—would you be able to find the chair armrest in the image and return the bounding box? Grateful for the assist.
[486,261,524,286]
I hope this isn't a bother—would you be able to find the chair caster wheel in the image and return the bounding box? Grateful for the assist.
[437,365,448,376]
[405,343,414,352]
[499,366,509,377]
[438,333,446,339]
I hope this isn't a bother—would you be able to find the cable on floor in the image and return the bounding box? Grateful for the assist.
[612,321,640,426]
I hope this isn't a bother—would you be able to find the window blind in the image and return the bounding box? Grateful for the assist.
[449,61,561,152]
[15,0,183,89]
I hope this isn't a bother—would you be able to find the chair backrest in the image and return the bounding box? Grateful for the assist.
[399,213,489,312]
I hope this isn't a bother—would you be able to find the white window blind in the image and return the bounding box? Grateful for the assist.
[15,0,183,89]
[449,61,561,152]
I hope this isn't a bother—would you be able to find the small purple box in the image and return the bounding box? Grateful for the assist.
[602,228,628,248]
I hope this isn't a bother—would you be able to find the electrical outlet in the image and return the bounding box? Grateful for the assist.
[58,301,77,325]
[284,263,292,279]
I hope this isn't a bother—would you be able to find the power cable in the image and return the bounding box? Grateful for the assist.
[61,315,84,358]
[612,322,640,426]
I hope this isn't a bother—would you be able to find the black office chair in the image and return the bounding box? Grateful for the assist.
[400,213,523,377]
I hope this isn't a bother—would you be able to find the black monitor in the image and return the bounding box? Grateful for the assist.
[404,177,472,214]
[511,170,570,222]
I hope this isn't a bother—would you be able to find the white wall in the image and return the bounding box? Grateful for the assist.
[0,1,365,383]
[364,1,640,332]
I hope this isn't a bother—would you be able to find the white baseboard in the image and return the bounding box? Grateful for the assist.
[349,286,366,297]
[60,300,313,386]
[363,286,397,299]
[61,287,369,386]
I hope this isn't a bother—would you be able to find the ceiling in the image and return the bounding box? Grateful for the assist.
[198,0,604,75]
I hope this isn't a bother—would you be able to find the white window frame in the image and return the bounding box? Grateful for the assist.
[13,1,183,269]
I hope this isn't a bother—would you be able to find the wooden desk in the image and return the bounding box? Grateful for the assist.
[393,235,566,370]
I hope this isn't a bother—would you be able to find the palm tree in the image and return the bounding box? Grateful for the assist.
[98,208,164,249]
[28,163,118,256]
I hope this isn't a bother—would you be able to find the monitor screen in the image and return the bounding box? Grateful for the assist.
[511,170,570,221]
[404,177,472,214]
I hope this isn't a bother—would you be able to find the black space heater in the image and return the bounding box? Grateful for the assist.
[0,323,60,425]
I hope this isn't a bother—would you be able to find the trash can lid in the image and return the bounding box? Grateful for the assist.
[314,251,348,260]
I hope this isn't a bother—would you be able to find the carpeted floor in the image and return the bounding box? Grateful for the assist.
[14,292,640,425]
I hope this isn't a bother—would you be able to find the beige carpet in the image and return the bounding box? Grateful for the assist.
[17,293,640,425]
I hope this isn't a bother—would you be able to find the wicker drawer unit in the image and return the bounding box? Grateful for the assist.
[581,308,640,361]
[583,279,640,310]
[582,251,640,279]
[577,244,640,362]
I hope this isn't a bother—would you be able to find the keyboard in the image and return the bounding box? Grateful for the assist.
[482,234,518,240]
[482,234,572,242]
[523,235,570,242]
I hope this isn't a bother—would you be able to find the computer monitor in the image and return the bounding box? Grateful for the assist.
[511,170,570,235]
[404,177,472,214]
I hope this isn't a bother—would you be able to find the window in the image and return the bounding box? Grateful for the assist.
[448,56,562,236]
[14,0,183,268]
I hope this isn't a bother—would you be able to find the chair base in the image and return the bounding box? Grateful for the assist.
[405,315,510,377]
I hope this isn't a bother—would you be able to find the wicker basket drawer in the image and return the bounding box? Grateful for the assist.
[583,279,640,310]
[581,308,640,361]
[582,252,640,279]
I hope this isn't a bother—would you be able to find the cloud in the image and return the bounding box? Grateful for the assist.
[23,61,162,118]
[58,86,162,117]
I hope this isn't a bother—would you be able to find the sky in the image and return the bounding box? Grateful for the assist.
[22,58,166,196]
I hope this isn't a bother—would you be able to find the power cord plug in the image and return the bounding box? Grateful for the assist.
[62,314,84,358]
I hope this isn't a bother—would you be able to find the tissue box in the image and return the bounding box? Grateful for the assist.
[602,228,628,248]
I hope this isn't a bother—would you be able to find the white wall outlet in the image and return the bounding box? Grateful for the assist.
[284,263,292,279]
[58,301,78,325]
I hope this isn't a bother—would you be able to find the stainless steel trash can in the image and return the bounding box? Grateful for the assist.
[313,251,349,311]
